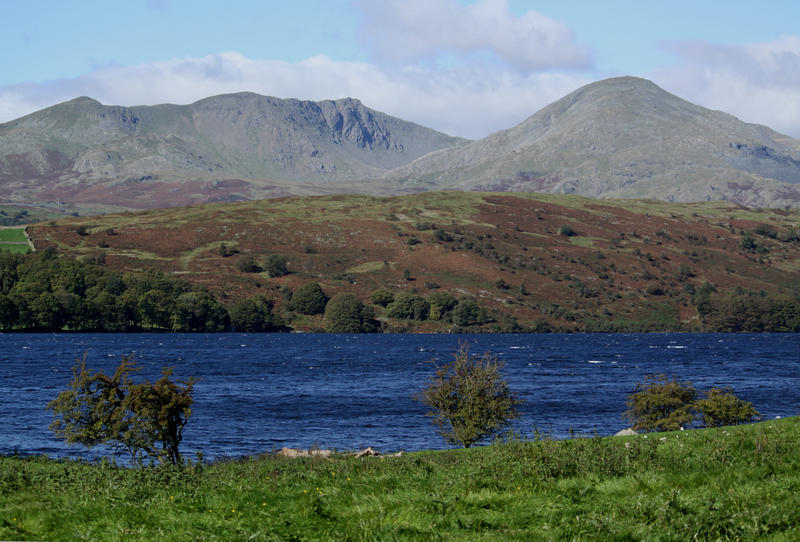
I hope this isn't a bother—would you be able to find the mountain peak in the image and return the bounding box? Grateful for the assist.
[67,96,102,105]
[387,76,800,208]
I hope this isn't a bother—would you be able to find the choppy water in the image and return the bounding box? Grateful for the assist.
[1,333,797,461]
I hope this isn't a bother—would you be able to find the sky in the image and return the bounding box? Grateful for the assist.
[2,0,800,139]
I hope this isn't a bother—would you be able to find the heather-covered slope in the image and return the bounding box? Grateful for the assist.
[27,191,800,332]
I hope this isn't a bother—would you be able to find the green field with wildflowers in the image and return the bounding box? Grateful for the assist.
[1,417,799,541]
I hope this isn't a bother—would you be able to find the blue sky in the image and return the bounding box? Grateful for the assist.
[2,0,800,138]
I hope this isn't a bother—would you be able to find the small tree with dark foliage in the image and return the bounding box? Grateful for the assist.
[624,374,696,432]
[48,354,195,465]
[417,343,522,448]
[264,254,289,277]
[695,387,759,428]
[290,282,329,315]
[324,294,378,333]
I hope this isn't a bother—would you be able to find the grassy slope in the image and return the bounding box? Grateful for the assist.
[1,417,798,540]
[0,227,30,254]
[27,191,800,331]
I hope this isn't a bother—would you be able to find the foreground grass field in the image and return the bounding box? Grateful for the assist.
[1,418,799,541]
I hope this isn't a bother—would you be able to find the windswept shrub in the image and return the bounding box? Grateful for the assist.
[417,343,522,448]
[624,374,696,432]
[48,354,195,465]
[695,387,760,427]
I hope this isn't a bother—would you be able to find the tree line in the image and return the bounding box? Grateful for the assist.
[0,249,237,332]
[3,248,799,332]
[692,282,800,332]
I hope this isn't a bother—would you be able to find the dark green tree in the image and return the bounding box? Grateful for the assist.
[172,291,229,331]
[416,343,523,448]
[229,295,283,331]
[386,292,430,320]
[369,288,395,307]
[237,254,262,273]
[453,298,492,327]
[264,254,289,277]
[427,291,457,321]
[0,293,18,329]
[290,282,329,315]
[324,294,376,333]
[137,289,176,330]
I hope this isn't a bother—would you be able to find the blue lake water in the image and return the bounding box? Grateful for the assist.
[1,333,798,461]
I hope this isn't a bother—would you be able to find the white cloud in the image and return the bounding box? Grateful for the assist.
[0,52,588,139]
[653,36,800,137]
[356,0,591,71]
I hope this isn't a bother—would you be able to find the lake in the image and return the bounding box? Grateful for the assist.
[1,333,798,461]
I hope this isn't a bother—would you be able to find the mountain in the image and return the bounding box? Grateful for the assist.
[0,93,464,212]
[384,76,800,208]
[3,77,800,213]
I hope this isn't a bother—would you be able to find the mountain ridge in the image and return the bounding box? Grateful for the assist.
[2,76,800,213]
[0,92,464,212]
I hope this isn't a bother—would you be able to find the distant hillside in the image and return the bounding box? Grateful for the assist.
[28,192,800,332]
[385,76,800,208]
[4,77,800,213]
[0,93,463,213]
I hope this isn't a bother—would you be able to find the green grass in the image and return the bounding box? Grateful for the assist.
[0,228,27,243]
[0,243,30,254]
[568,236,595,247]
[0,227,30,253]
[2,418,799,540]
